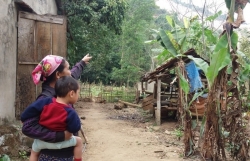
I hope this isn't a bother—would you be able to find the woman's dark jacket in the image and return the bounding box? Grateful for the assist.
[21,60,86,158]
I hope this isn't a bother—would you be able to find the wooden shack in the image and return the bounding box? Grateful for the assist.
[141,48,208,125]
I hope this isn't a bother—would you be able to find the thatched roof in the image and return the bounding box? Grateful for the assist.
[141,48,207,82]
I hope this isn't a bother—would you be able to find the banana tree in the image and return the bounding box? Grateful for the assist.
[198,0,249,160]
[156,16,198,156]
[155,1,249,158]
[156,13,226,157]
[225,0,250,28]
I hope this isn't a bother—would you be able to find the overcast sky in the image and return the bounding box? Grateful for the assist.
[155,0,250,29]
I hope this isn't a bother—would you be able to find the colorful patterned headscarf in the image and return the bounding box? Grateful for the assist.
[32,55,63,85]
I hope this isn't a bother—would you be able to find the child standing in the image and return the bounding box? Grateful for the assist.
[21,76,83,161]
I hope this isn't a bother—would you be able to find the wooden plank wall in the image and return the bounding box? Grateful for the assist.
[16,12,66,119]
[52,22,67,57]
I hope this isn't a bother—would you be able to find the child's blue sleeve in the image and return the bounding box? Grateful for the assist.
[20,97,53,122]
[65,109,81,133]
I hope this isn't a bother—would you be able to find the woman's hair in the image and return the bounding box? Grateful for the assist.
[55,76,79,97]
[41,59,66,84]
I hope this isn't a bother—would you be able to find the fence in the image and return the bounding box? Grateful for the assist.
[80,83,137,103]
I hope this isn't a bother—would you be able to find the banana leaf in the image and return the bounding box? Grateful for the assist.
[159,29,178,57]
[207,48,231,88]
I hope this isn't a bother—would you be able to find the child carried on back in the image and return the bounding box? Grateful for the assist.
[21,76,83,161]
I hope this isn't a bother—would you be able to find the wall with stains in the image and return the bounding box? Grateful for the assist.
[0,0,18,124]
[0,0,58,124]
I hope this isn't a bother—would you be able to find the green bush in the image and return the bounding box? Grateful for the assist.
[0,155,10,161]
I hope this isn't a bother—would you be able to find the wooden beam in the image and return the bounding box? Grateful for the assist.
[156,78,161,125]
[155,73,170,78]
[145,90,153,94]
[153,83,157,99]
[153,101,171,106]
[141,81,144,92]
[161,106,178,110]
[135,90,140,104]
[19,61,39,65]
[19,11,64,24]
[118,100,141,108]
[148,79,156,83]
[145,81,148,91]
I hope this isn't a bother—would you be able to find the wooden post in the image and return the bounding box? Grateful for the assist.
[156,78,161,125]
[153,83,157,99]
[89,84,91,98]
[141,81,144,93]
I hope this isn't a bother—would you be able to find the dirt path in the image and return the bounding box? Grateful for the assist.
[76,102,201,161]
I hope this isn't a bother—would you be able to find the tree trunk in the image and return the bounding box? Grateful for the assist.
[202,68,227,160]
[177,61,194,156]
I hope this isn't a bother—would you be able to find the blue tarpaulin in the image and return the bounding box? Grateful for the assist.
[185,61,203,93]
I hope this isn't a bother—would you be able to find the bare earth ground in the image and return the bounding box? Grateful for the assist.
[75,101,201,161]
